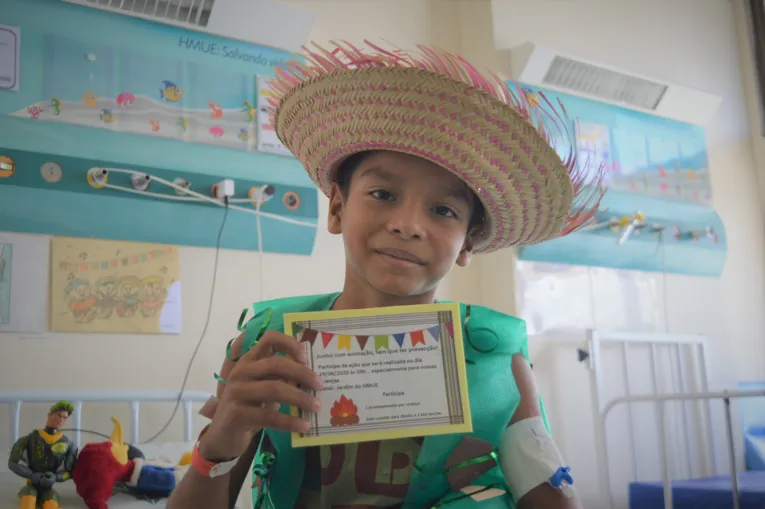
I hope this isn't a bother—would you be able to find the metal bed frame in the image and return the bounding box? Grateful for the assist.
[0,390,213,448]
[582,330,765,509]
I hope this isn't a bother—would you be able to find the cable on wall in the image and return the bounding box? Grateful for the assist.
[68,168,307,442]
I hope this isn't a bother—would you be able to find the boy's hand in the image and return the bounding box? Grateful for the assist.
[200,330,323,460]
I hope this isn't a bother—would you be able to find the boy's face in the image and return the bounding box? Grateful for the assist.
[328,151,475,298]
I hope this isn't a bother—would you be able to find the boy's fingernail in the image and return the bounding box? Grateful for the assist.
[300,420,311,433]
[315,376,324,389]
[312,398,321,411]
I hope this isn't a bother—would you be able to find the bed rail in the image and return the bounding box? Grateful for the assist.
[0,390,213,448]
[581,328,765,509]
[603,389,765,509]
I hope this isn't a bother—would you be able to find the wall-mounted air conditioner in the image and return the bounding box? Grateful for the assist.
[60,0,314,53]
[507,42,722,127]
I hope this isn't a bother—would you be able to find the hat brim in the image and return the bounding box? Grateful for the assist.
[268,42,605,253]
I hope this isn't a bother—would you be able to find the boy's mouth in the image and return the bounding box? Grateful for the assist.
[376,248,425,266]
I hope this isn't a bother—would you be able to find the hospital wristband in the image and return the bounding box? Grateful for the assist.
[192,425,241,478]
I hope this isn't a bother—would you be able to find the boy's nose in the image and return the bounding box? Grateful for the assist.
[386,204,426,239]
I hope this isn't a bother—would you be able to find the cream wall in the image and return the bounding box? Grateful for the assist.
[1,1,763,507]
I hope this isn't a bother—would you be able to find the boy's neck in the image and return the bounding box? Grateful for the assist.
[333,282,437,311]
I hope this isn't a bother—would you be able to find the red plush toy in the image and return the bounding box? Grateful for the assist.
[72,417,184,509]
[72,418,134,509]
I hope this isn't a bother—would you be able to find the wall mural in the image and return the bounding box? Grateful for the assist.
[517,84,725,277]
[0,0,318,257]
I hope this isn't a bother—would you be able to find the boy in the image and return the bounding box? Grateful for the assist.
[168,41,604,509]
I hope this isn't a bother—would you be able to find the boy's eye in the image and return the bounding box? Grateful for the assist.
[370,190,394,201]
[433,205,457,218]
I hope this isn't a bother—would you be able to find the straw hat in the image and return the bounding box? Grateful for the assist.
[266,41,606,253]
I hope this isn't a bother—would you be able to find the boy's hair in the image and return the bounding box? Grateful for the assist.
[49,400,75,416]
[335,151,486,235]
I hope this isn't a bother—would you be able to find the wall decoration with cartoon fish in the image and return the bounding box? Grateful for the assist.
[82,90,99,108]
[239,128,250,142]
[27,106,44,119]
[160,81,184,102]
[209,126,224,138]
[177,117,188,133]
[50,98,62,116]
[100,109,116,123]
[208,103,223,119]
[242,100,255,123]
[116,92,136,108]
[150,120,160,132]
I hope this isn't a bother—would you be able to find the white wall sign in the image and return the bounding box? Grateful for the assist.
[0,25,20,92]
[256,75,293,157]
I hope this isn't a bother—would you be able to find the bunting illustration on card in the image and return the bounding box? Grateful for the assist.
[297,323,448,351]
[283,303,472,448]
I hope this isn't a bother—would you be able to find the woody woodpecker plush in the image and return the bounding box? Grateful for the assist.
[72,417,184,509]
[7,401,78,509]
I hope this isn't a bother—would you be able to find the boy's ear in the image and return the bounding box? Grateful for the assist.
[456,237,473,268]
[327,182,344,235]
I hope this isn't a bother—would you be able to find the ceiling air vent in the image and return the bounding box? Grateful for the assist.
[72,0,216,28]
[506,42,721,126]
[59,0,314,53]
[543,55,667,111]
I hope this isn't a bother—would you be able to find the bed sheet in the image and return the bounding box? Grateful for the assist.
[0,473,159,509]
[1,441,253,509]
[629,471,765,509]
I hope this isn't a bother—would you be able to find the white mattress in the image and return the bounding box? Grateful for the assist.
[1,441,253,509]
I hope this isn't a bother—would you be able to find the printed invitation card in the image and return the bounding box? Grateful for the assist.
[284,303,472,447]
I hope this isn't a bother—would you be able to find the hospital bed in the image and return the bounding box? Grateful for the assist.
[584,331,765,509]
[0,390,253,509]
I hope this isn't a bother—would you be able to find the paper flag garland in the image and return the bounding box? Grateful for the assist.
[297,322,453,351]
[375,335,388,351]
[301,329,318,346]
[338,334,352,351]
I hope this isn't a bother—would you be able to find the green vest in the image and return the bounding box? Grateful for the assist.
[240,292,548,509]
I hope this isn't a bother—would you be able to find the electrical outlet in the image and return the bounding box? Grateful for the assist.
[216,179,235,198]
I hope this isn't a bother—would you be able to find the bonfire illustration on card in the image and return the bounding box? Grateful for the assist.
[330,395,360,427]
[284,302,472,447]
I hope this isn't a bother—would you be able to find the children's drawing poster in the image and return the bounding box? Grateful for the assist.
[50,237,181,334]
[516,84,726,277]
[285,303,472,447]
[0,243,11,324]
